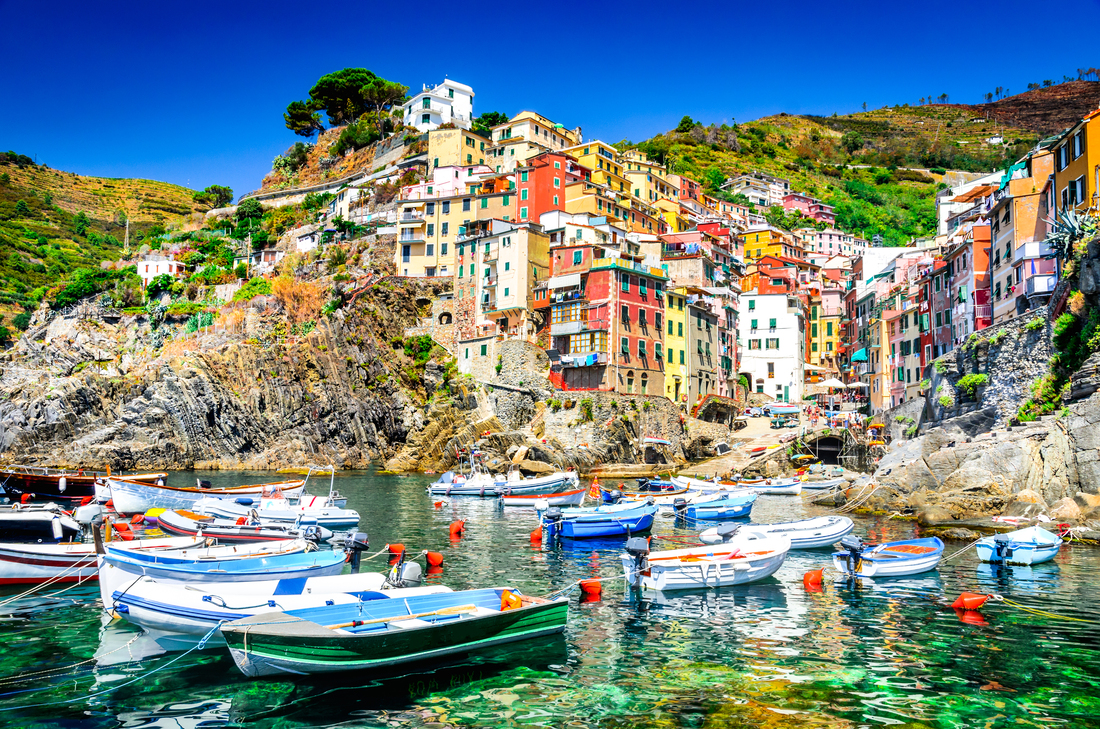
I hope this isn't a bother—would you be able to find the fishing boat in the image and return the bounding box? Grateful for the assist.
[622,531,791,591]
[498,488,587,508]
[798,478,847,491]
[975,526,1062,565]
[429,465,578,497]
[156,509,334,543]
[541,501,657,539]
[192,496,360,529]
[671,475,802,496]
[0,465,166,501]
[602,479,690,503]
[699,515,854,549]
[106,572,453,643]
[0,536,204,585]
[104,477,306,516]
[832,536,945,578]
[677,493,756,521]
[0,503,81,542]
[220,587,569,677]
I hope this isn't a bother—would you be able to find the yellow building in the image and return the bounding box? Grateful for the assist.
[663,288,689,404]
[562,141,630,195]
[427,128,491,169]
[807,304,841,367]
[1053,109,1099,215]
[395,190,516,277]
[621,150,668,176]
[742,224,804,261]
[655,198,691,233]
[625,168,679,206]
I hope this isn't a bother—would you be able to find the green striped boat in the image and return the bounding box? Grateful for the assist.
[220,587,568,677]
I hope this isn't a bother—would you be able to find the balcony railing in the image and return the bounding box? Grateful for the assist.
[1017,241,1054,260]
[973,304,992,319]
[560,351,608,368]
[1026,274,1057,297]
[399,212,424,222]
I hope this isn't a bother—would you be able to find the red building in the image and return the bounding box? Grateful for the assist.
[547,244,667,394]
[516,152,589,224]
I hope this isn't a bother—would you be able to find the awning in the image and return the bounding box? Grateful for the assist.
[803,363,830,371]
[548,273,581,289]
[850,348,868,362]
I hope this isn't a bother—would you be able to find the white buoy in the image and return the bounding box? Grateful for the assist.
[51,516,63,540]
[58,477,67,493]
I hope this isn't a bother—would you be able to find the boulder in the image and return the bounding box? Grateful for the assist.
[764,460,779,477]
[1068,352,1100,401]
[517,459,555,475]
[940,527,980,540]
[1049,497,1082,522]
[917,505,954,526]
[1004,488,1048,518]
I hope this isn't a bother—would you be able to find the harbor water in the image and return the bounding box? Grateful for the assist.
[2,468,1100,728]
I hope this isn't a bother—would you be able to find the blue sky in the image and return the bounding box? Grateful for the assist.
[2,0,1098,201]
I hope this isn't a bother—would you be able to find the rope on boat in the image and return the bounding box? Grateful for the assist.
[543,568,644,600]
[0,559,93,610]
[0,621,224,710]
[941,538,983,563]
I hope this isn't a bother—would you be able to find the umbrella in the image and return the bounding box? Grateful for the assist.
[819,378,847,389]
[847,382,870,389]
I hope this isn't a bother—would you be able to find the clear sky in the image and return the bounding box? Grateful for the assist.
[2,0,1098,201]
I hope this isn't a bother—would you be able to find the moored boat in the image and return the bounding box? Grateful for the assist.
[975,526,1061,565]
[671,475,801,496]
[429,467,578,497]
[192,496,360,529]
[797,478,846,491]
[0,536,205,585]
[541,502,657,539]
[678,492,756,521]
[621,531,791,591]
[0,504,81,543]
[104,477,306,516]
[220,588,569,677]
[832,536,944,578]
[0,465,166,501]
[156,509,334,542]
[499,488,587,508]
[699,515,854,549]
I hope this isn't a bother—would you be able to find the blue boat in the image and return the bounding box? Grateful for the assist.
[975,526,1061,565]
[541,502,657,539]
[99,546,348,585]
[832,536,944,578]
[682,493,756,521]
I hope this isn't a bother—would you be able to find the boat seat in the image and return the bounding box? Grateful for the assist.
[882,545,937,554]
[388,618,433,629]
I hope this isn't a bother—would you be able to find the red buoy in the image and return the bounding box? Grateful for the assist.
[433,501,444,509]
[388,543,405,557]
[130,514,144,525]
[426,551,444,566]
[449,520,465,537]
[580,579,602,597]
[952,593,989,611]
[530,528,542,543]
[803,568,824,589]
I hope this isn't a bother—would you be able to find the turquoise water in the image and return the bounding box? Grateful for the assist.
[2,468,1100,728]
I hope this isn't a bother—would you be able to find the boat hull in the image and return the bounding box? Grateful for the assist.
[684,498,755,521]
[429,473,578,497]
[975,527,1062,565]
[0,536,202,584]
[156,509,332,543]
[700,516,854,549]
[221,591,569,677]
[623,535,790,591]
[107,478,305,516]
[832,537,944,578]
[193,497,360,529]
[498,488,587,508]
[0,468,165,500]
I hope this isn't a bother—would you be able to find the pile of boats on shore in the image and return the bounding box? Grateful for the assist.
[0,459,1068,680]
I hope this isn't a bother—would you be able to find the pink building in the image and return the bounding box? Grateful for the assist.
[401,164,495,200]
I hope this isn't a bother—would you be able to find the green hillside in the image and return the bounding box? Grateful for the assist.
[628,104,1039,245]
[0,151,207,334]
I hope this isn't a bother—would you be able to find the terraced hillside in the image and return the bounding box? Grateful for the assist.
[0,153,204,329]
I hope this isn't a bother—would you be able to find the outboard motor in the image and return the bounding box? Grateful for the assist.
[838,534,865,575]
[543,507,564,539]
[716,523,742,542]
[673,498,688,516]
[302,525,324,545]
[386,560,423,588]
[343,531,370,573]
[624,537,651,587]
[992,534,1013,564]
[604,490,623,505]
[197,479,212,489]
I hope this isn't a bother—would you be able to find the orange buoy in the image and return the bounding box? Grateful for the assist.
[427,564,443,576]
[530,528,542,543]
[105,500,114,510]
[113,521,131,533]
[955,608,988,626]
[388,543,405,557]
[952,593,989,610]
[803,568,824,589]
[433,501,444,509]
[449,520,465,537]
[130,514,144,525]
[580,579,602,597]
[426,551,444,566]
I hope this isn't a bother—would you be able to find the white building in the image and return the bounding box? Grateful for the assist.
[738,291,805,403]
[137,255,187,288]
[403,80,474,133]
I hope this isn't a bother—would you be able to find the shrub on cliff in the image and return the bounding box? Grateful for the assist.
[272,275,321,323]
[956,373,989,398]
[50,266,136,310]
[232,277,272,302]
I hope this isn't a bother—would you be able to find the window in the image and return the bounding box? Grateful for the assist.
[827,322,833,336]
[441,243,448,255]
[639,279,647,298]
[458,264,464,278]
[553,195,559,206]
[638,340,647,359]
[638,310,647,327]
[812,342,819,352]
[705,342,711,355]
[766,338,779,349]
[464,348,469,359]
[504,287,509,297]
[655,343,663,360]
[480,198,488,209]
[426,202,435,215]
[504,261,510,271]
[621,337,629,354]
[553,177,560,188]
[827,341,833,352]
[422,113,430,124]
[573,250,582,265]
[480,344,487,356]
[811,323,818,337]
[521,189,528,201]
[749,339,761,349]
[748,300,755,311]
[441,222,449,236]
[520,171,528,182]
[469,263,474,276]
[426,243,434,256]
[697,340,703,354]
[677,322,683,337]
[769,318,777,329]
[622,275,630,293]
[426,223,435,237]
[1073,132,1084,159]
[433,157,439,168]
[750,318,758,330]
[668,347,674,363]
[655,313,662,331]
[463,198,471,211]
[679,350,685,365]
[520,207,528,219]
[442,201,450,214]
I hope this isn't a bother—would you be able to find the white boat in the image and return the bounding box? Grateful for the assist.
[622,530,790,591]
[0,536,204,585]
[429,465,578,497]
[699,516,855,549]
[975,526,1061,565]
[104,477,306,516]
[797,478,847,491]
[499,488,587,508]
[832,536,945,578]
[192,496,360,529]
[671,475,801,496]
[0,503,81,542]
[105,572,453,644]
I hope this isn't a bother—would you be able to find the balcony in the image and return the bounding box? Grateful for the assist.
[560,351,608,368]
[399,212,424,222]
[1026,274,1057,297]
[398,233,424,243]
[1017,241,1054,260]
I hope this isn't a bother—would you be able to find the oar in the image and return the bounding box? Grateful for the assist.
[326,604,478,630]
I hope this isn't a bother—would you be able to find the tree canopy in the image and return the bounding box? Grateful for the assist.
[471,111,509,138]
[285,69,408,137]
[193,184,234,208]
